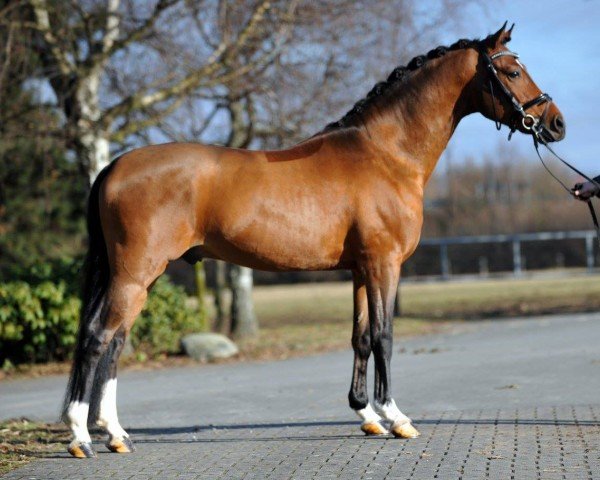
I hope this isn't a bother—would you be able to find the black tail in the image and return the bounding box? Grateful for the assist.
[61,160,119,422]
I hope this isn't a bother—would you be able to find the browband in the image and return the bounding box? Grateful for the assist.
[490,50,519,60]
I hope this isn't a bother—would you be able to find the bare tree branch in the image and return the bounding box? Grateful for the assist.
[109,95,186,143]
[153,103,223,143]
[0,16,15,94]
[101,0,121,55]
[6,0,480,181]
[28,0,74,75]
[92,0,179,66]
[99,0,278,127]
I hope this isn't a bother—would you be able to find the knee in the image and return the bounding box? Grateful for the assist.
[352,334,371,359]
[371,329,393,344]
[371,330,392,355]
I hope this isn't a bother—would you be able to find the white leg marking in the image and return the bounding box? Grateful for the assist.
[373,399,411,425]
[356,403,389,434]
[96,379,128,439]
[355,403,383,423]
[67,401,92,444]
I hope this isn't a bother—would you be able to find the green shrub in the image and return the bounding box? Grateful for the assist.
[1,257,83,295]
[0,273,204,364]
[132,276,204,357]
[0,281,80,363]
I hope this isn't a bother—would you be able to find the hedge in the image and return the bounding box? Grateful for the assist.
[0,274,203,365]
[0,280,79,363]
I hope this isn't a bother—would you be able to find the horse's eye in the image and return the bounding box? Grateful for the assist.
[508,70,521,79]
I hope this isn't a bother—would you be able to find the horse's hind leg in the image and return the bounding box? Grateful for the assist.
[64,274,151,457]
[63,323,115,458]
[92,276,150,453]
[94,327,134,453]
[348,270,388,435]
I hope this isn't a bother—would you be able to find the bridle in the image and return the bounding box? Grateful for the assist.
[481,45,600,247]
[481,48,553,140]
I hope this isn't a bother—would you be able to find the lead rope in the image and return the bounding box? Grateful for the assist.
[532,133,600,248]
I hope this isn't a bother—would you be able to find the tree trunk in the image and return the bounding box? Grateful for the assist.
[213,260,228,333]
[74,72,111,182]
[194,262,208,332]
[76,132,110,183]
[229,265,258,339]
[226,95,258,339]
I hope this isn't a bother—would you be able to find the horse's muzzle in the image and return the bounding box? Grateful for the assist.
[543,114,566,142]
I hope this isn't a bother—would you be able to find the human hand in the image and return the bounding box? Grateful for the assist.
[572,181,600,201]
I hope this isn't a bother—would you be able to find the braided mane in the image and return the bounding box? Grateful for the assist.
[322,38,481,132]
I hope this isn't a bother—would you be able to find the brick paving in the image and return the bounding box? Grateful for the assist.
[2,313,600,479]
[3,405,600,479]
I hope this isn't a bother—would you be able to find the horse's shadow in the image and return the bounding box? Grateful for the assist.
[123,417,600,444]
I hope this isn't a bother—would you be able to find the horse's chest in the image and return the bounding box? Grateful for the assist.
[359,189,424,257]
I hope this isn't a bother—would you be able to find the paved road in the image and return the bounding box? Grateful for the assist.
[1,313,600,479]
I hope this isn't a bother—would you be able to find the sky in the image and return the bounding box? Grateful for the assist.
[436,0,600,175]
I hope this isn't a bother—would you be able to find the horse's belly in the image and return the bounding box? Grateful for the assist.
[200,160,355,271]
[200,222,351,272]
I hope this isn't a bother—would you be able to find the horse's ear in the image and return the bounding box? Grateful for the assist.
[484,21,512,50]
[502,23,515,44]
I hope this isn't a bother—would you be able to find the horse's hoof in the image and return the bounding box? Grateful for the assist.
[391,421,420,439]
[106,436,135,453]
[68,441,96,458]
[361,421,389,436]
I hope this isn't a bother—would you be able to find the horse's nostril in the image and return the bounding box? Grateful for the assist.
[552,115,565,132]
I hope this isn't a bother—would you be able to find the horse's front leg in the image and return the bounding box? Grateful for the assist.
[365,258,420,439]
[349,270,388,435]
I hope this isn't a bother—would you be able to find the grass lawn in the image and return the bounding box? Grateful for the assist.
[240,272,600,359]
[242,281,444,359]
[400,274,600,318]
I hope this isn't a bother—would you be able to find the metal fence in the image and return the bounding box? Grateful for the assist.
[418,230,598,279]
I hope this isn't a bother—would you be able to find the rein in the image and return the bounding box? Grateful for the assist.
[483,47,600,248]
[531,138,600,248]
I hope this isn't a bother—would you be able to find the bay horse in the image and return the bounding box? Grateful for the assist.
[62,23,565,458]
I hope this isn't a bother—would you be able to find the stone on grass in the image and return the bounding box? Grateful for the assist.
[181,333,239,362]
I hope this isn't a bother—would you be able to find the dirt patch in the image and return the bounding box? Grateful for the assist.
[0,419,72,476]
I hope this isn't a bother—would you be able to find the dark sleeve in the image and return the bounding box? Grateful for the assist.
[595,176,600,197]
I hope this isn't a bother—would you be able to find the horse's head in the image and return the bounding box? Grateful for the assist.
[477,23,565,142]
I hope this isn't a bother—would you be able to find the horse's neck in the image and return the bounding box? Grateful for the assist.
[363,49,478,183]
